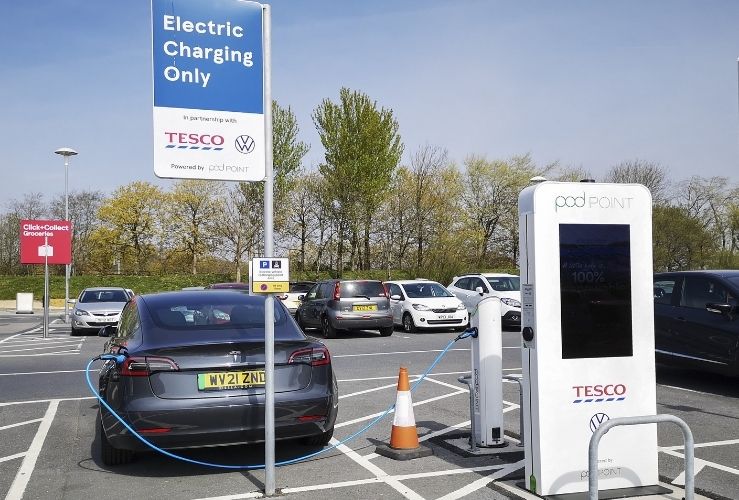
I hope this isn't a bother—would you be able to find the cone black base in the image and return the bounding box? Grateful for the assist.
[374,444,434,461]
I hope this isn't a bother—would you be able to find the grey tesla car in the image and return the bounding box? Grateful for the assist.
[97,290,338,465]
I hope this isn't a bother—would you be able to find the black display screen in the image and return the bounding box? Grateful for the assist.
[559,224,633,359]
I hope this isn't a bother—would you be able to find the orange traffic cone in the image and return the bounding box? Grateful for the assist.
[375,367,433,460]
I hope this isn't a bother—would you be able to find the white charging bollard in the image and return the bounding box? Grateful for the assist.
[470,296,506,448]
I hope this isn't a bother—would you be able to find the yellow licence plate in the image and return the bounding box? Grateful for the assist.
[197,370,265,391]
[353,304,378,312]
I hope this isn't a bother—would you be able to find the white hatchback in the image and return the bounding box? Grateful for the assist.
[385,280,468,333]
[447,273,521,329]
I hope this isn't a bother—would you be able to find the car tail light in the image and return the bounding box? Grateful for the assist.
[381,283,389,297]
[288,347,330,367]
[119,356,179,377]
[333,282,341,300]
[137,427,172,434]
[297,415,326,423]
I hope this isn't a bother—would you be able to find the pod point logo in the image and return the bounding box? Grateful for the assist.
[554,192,634,212]
[235,135,256,154]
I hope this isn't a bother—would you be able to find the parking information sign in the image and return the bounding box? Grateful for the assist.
[251,258,289,293]
[151,0,265,181]
[19,220,72,265]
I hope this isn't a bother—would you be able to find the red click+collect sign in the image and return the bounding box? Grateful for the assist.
[19,219,72,265]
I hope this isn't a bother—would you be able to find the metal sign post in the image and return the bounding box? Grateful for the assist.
[43,236,49,339]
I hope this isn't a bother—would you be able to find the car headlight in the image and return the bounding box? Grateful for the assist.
[500,298,521,308]
[456,303,466,310]
[412,304,431,311]
[74,309,89,316]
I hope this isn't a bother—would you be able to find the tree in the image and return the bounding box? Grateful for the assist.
[0,193,47,274]
[653,205,717,271]
[312,87,403,271]
[606,159,670,204]
[166,180,223,275]
[50,190,105,274]
[97,181,164,274]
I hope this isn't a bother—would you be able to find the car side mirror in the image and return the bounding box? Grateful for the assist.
[98,325,113,337]
[475,286,484,295]
[390,294,402,301]
[706,302,733,316]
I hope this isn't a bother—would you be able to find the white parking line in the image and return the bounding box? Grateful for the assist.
[0,351,80,358]
[5,400,59,500]
[0,452,27,464]
[0,343,83,354]
[339,381,401,400]
[0,396,95,408]
[661,438,739,451]
[330,438,424,500]
[337,368,519,383]
[0,418,43,431]
[0,336,79,345]
[436,460,525,500]
[661,448,739,476]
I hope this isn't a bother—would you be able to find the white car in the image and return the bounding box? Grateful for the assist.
[278,281,316,314]
[385,280,468,333]
[447,273,521,329]
[71,287,130,336]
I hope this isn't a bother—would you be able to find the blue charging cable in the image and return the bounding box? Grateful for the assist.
[86,328,478,469]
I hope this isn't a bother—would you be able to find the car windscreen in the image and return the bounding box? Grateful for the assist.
[484,276,520,292]
[402,282,453,298]
[340,281,386,298]
[145,294,303,340]
[79,290,129,303]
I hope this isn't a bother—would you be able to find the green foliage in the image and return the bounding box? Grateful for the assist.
[0,274,232,300]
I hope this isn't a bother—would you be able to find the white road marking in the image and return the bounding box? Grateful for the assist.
[661,448,739,476]
[0,351,80,358]
[661,438,739,451]
[340,381,401,400]
[5,400,59,500]
[672,458,709,486]
[333,348,470,359]
[435,460,525,500]
[0,343,83,354]
[658,384,711,395]
[336,389,467,429]
[330,438,424,500]
[0,418,43,431]
[0,328,42,345]
[0,369,88,377]
[0,452,27,464]
[0,396,95,408]
[0,336,81,345]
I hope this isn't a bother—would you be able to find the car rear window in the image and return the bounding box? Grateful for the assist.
[289,282,314,293]
[144,293,303,340]
[340,281,386,298]
[402,282,453,298]
[79,290,129,303]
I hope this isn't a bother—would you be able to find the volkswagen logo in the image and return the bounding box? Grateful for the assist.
[589,413,609,433]
[235,135,256,154]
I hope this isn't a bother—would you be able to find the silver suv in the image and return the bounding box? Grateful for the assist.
[295,279,393,338]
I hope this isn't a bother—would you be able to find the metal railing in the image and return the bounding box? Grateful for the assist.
[588,414,694,500]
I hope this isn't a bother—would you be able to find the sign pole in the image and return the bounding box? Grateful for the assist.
[262,3,276,496]
[43,236,49,339]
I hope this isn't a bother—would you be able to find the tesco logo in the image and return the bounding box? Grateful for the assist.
[573,384,626,398]
[165,132,225,146]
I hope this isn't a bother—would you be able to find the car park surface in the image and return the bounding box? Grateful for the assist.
[653,270,739,377]
[0,311,737,499]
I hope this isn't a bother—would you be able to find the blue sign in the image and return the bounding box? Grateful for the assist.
[260,260,270,269]
[152,0,263,113]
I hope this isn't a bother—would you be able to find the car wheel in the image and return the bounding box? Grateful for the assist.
[379,326,394,337]
[99,413,134,466]
[302,426,334,447]
[402,313,417,333]
[322,315,337,339]
[70,327,80,336]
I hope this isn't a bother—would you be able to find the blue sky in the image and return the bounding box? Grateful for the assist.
[2,0,738,205]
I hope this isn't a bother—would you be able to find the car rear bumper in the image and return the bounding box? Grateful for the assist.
[103,390,338,451]
[330,314,393,331]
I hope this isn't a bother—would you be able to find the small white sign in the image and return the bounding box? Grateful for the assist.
[37,244,54,257]
[251,258,290,293]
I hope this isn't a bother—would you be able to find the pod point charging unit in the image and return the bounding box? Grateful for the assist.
[518,181,664,497]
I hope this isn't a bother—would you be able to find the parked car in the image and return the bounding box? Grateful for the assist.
[71,287,130,336]
[294,279,393,338]
[97,290,338,465]
[385,280,467,333]
[653,270,739,376]
[447,273,522,328]
[278,281,316,314]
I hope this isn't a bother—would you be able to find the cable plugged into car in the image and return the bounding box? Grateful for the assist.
[85,327,480,470]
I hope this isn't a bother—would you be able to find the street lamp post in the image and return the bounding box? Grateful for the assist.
[55,147,78,323]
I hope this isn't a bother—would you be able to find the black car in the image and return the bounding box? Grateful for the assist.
[295,279,393,338]
[653,270,739,376]
[97,291,338,465]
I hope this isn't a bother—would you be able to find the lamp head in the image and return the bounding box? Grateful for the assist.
[54,147,78,157]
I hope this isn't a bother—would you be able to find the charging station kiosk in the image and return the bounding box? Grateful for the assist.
[470,297,506,447]
[518,181,658,496]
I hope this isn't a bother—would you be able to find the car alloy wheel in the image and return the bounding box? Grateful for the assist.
[322,315,337,339]
[403,313,417,333]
